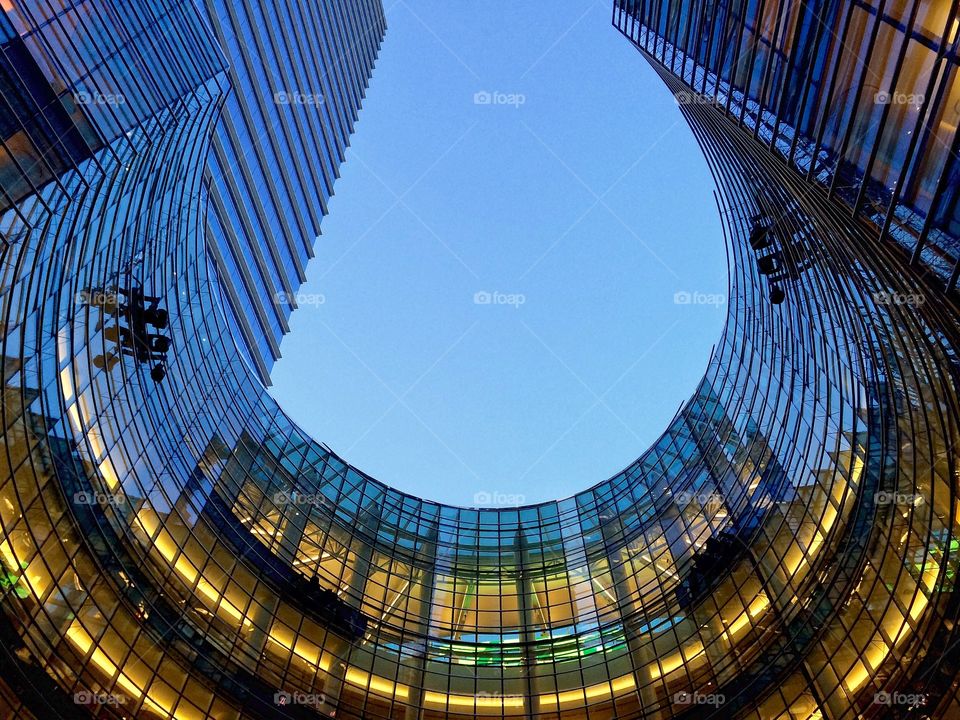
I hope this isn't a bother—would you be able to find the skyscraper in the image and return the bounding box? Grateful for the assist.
[614,0,960,286]
[0,1,958,719]
[202,0,386,382]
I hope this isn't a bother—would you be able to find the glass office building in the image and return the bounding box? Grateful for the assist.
[614,0,960,285]
[0,1,959,719]
[202,0,386,383]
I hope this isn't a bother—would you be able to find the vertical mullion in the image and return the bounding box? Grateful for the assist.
[911,116,960,269]
[805,0,858,183]
[786,0,834,169]
[771,0,815,152]
[751,0,791,144]
[826,0,888,200]
[737,0,769,128]
[697,0,725,97]
[853,0,924,216]
[720,0,752,117]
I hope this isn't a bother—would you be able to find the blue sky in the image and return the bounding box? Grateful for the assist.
[268,0,725,506]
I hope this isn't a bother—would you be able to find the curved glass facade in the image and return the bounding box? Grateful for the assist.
[0,1,959,719]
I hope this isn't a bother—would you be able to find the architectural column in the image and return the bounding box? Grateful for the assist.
[324,505,377,715]
[516,531,538,720]
[401,527,437,720]
[601,522,661,717]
